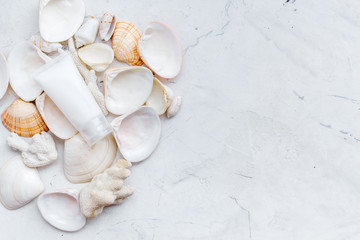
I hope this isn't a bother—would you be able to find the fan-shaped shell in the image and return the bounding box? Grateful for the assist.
[64,134,117,183]
[0,155,44,210]
[39,0,85,42]
[36,93,77,140]
[0,52,9,100]
[138,21,182,79]
[104,67,153,115]
[111,106,161,162]
[37,189,86,232]
[112,21,143,66]
[8,41,46,101]
[1,99,48,137]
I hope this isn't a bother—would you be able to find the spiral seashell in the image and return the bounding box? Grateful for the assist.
[99,13,116,41]
[112,21,143,66]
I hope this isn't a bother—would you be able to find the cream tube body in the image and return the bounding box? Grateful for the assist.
[33,52,111,146]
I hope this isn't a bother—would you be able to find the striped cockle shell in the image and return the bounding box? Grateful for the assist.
[99,13,116,41]
[1,99,48,137]
[31,35,62,53]
[112,21,143,66]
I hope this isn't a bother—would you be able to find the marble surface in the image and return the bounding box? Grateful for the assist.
[1,0,360,239]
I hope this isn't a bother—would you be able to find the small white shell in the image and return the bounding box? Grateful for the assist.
[138,21,182,79]
[99,13,116,41]
[78,43,114,72]
[31,35,62,53]
[75,16,100,48]
[167,96,182,118]
[37,189,86,232]
[36,93,77,140]
[8,41,45,101]
[0,156,44,210]
[104,67,153,115]
[111,106,161,162]
[39,0,85,42]
[64,133,117,183]
[146,77,174,115]
[0,52,9,100]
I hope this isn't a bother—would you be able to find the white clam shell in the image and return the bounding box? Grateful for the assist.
[99,13,116,41]
[8,41,45,101]
[78,43,114,72]
[75,17,100,48]
[39,0,85,42]
[64,134,117,183]
[146,77,174,115]
[36,93,77,140]
[111,106,161,162]
[0,52,9,100]
[104,67,153,115]
[37,189,86,232]
[138,21,182,79]
[0,155,44,210]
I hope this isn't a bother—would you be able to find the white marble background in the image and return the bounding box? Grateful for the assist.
[1,0,360,239]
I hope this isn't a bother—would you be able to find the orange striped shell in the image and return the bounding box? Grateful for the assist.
[1,99,48,137]
[112,21,143,66]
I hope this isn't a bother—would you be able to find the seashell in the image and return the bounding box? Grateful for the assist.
[99,13,116,41]
[75,16,100,48]
[7,132,58,168]
[78,43,114,72]
[112,21,143,66]
[0,52,9,100]
[38,189,86,232]
[0,155,44,210]
[146,77,174,115]
[104,67,153,115]
[79,159,133,218]
[39,0,85,42]
[166,95,182,118]
[64,133,117,183]
[1,99,48,137]
[31,35,62,53]
[36,93,77,139]
[8,41,46,101]
[111,107,161,162]
[138,21,182,79]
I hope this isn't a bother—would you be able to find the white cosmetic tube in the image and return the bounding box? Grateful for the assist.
[33,52,111,146]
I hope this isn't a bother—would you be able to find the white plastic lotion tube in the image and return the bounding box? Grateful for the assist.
[33,52,112,146]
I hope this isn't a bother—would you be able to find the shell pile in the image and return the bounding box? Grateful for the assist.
[0,0,184,232]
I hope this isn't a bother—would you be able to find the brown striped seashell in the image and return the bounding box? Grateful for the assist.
[1,99,48,137]
[112,21,143,66]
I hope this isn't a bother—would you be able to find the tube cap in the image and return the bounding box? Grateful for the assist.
[78,114,113,146]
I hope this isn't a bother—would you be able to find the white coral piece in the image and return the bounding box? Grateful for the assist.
[7,132,58,168]
[31,35,62,53]
[79,159,133,218]
[68,37,109,116]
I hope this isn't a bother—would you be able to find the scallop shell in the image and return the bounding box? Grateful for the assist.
[104,67,153,115]
[78,43,114,72]
[112,21,143,66]
[38,189,86,232]
[36,93,77,140]
[1,99,48,137]
[31,35,62,53]
[146,77,174,115]
[0,52,9,100]
[111,106,161,162]
[99,13,116,41]
[138,21,182,79]
[75,16,100,48]
[64,133,117,183]
[0,155,44,210]
[8,41,46,101]
[39,0,85,42]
